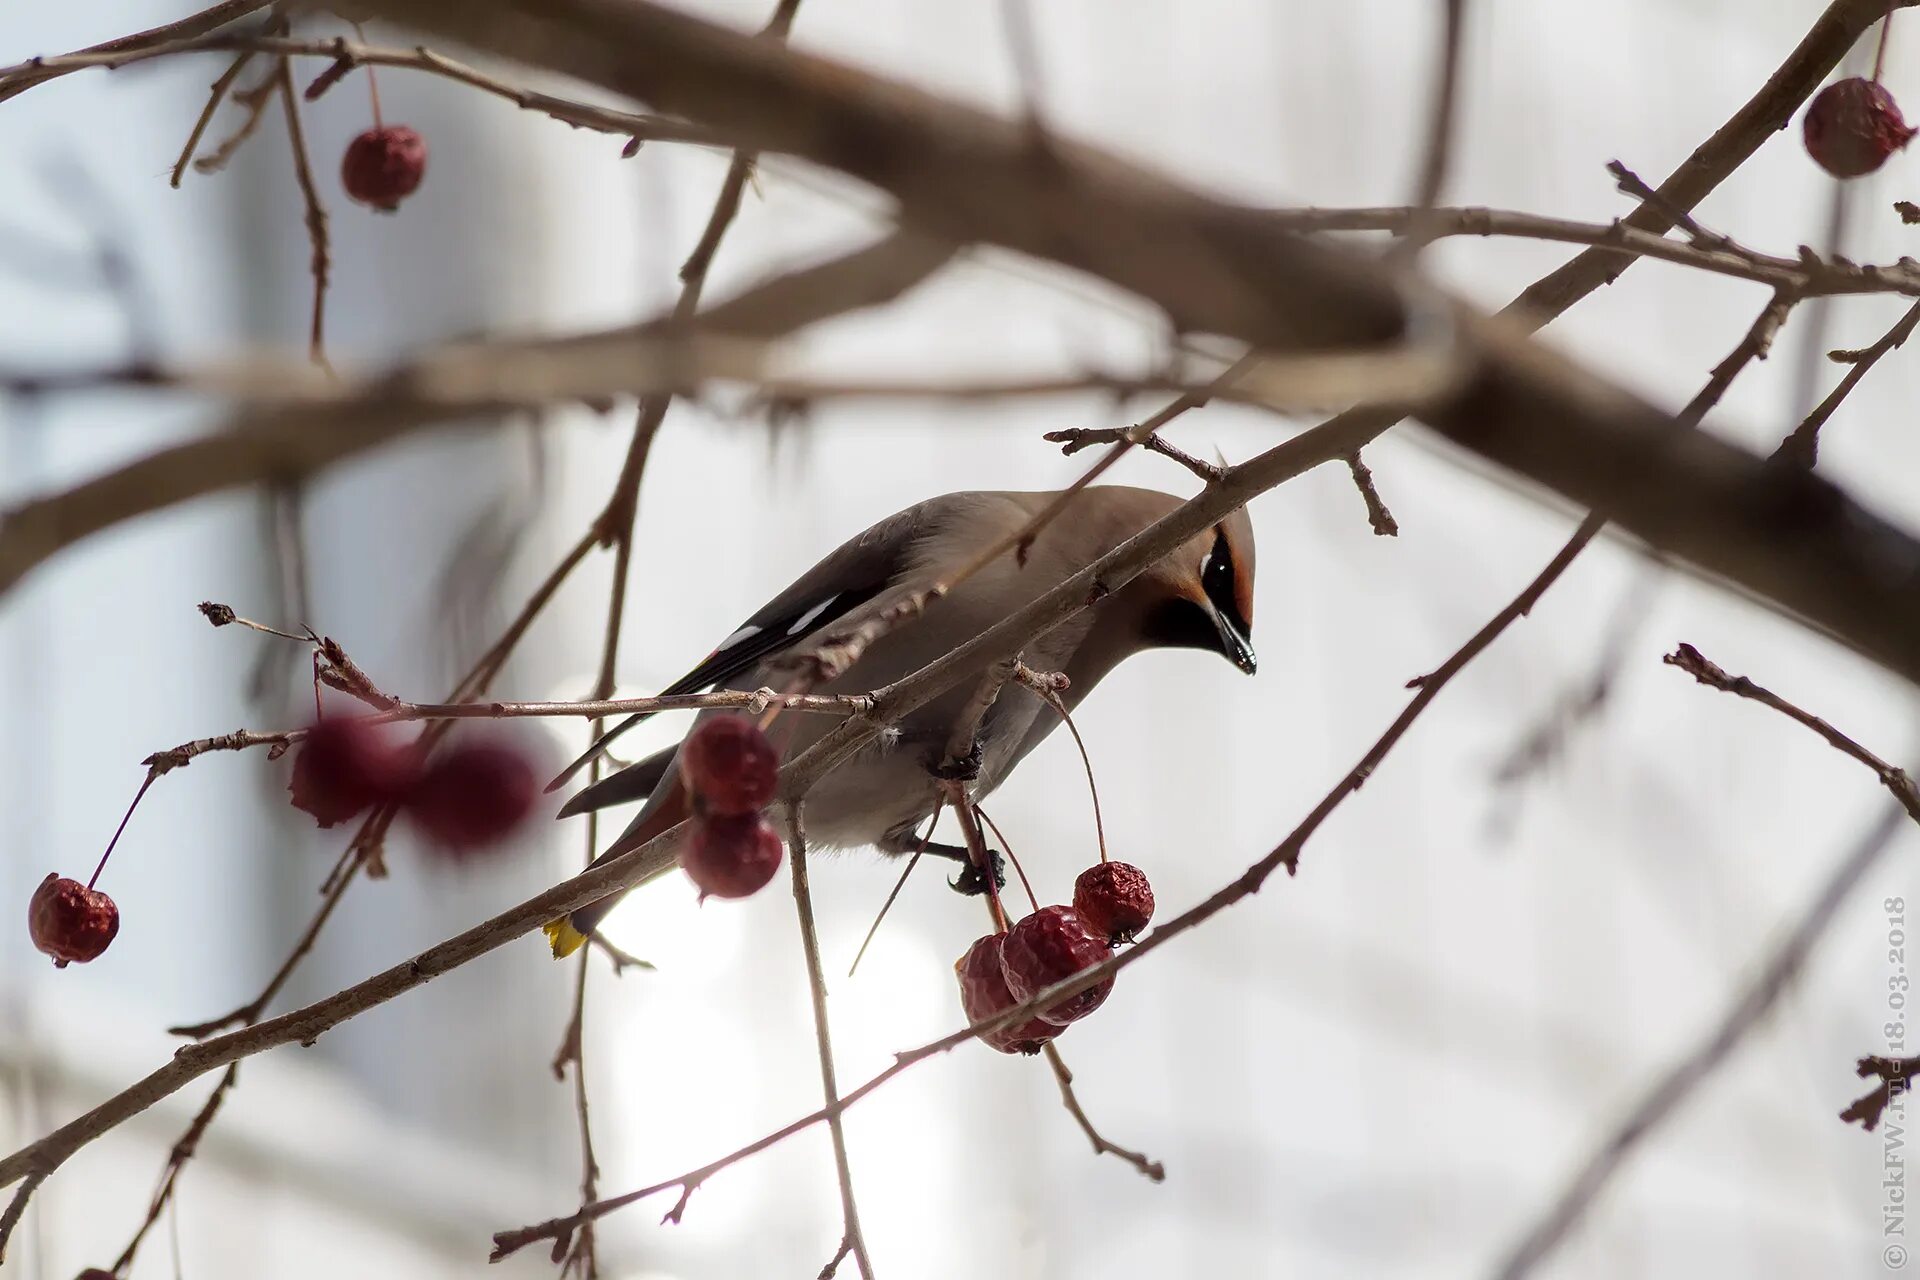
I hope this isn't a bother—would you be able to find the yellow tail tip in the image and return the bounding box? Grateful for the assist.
[544,918,588,958]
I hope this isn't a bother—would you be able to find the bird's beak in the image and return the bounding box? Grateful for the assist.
[1213,607,1257,675]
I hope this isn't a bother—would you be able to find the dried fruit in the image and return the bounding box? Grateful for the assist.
[405,739,537,851]
[1073,862,1155,943]
[28,874,119,968]
[1804,78,1915,178]
[680,715,780,816]
[954,933,1058,1054]
[999,904,1113,1027]
[681,812,785,900]
[288,718,417,828]
[342,125,427,211]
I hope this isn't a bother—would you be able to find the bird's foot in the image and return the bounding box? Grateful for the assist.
[948,847,1006,897]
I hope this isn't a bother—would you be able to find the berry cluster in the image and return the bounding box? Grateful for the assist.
[677,716,786,901]
[953,861,1156,1055]
[288,717,537,852]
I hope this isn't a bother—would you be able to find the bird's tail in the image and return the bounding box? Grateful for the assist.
[543,785,691,958]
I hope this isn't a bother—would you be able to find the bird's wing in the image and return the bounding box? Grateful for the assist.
[547,496,966,797]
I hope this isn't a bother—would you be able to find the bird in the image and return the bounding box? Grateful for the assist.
[541,485,1257,957]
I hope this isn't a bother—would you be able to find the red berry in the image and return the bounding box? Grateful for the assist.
[681,812,784,900]
[954,933,1058,1055]
[405,739,537,851]
[998,905,1113,1027]
[1073,862,1155,943]
[679,716,780,816]
[342,125,427,212]
[28,874,119,968]
[288,718,417,829]
[1804,78,1916,178]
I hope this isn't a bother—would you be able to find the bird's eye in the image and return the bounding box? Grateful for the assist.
[1200,529,1247,636]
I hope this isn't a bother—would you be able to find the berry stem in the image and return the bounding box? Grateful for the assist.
[90,770,158,891]
[353,23,386,130]
[1040,687,1108,864]
[848,802,941,977]
[974,804,1040,913]
[1875,5,1896,85]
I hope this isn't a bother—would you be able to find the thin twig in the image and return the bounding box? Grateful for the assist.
[1342,451,1399,537]
[1772,298,1920,468]
[1664,643,1920,812]
[171,50,254,186]
[0,0,273,103]
[1271,202,1920,301]
[1042,426,1221,481]
[1040,1044,1165,1181]
[104,1065,240,1277]
[192,67,276,175]
[274,59,331,369]
[1492,646,1920,1280]
[0,1173,42,1262]
[786,807,875,1279]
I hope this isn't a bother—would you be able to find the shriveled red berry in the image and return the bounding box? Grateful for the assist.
[681,812,784,900]
[288,718,417,829]
[342,125,427,212]
[28,874,119,968]
[405,739,537,851]
[955,933,1058,1054]
[1073,861,1155,943]
[1804,78,1916,178]
[999,904,1113,1027]
[679,716,780,816]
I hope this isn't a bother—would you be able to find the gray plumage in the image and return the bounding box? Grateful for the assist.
[546,485,1257,949]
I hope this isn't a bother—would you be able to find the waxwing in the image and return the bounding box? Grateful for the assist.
[543,485,1256,956]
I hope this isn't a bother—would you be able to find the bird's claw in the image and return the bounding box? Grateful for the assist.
[948,848,1007,897]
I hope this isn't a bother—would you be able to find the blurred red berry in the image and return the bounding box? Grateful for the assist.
[680,716,780,816]
[1073,862,1155,943]
[28,873,119,968]
[405,739,537,851]
[1804,78,1915,177]
[288,718,417,829]
[999,904,1113,1027]
[954,933,1058,1055]
[681,812,784,900]
[342,125,427,211]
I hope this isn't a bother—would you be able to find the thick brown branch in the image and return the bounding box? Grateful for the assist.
[372,0,1920,693]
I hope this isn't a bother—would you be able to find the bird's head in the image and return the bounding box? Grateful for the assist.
[1135,502,1257,675]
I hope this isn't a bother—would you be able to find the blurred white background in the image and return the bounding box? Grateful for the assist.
[6,1,1920,1277]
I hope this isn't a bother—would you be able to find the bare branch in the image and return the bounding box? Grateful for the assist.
[0,0,273,103]
[1041,1044,1165,1182]
[786,808,875,1279]
[1773,299,1920,468]
[1491,648,1920,1280]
